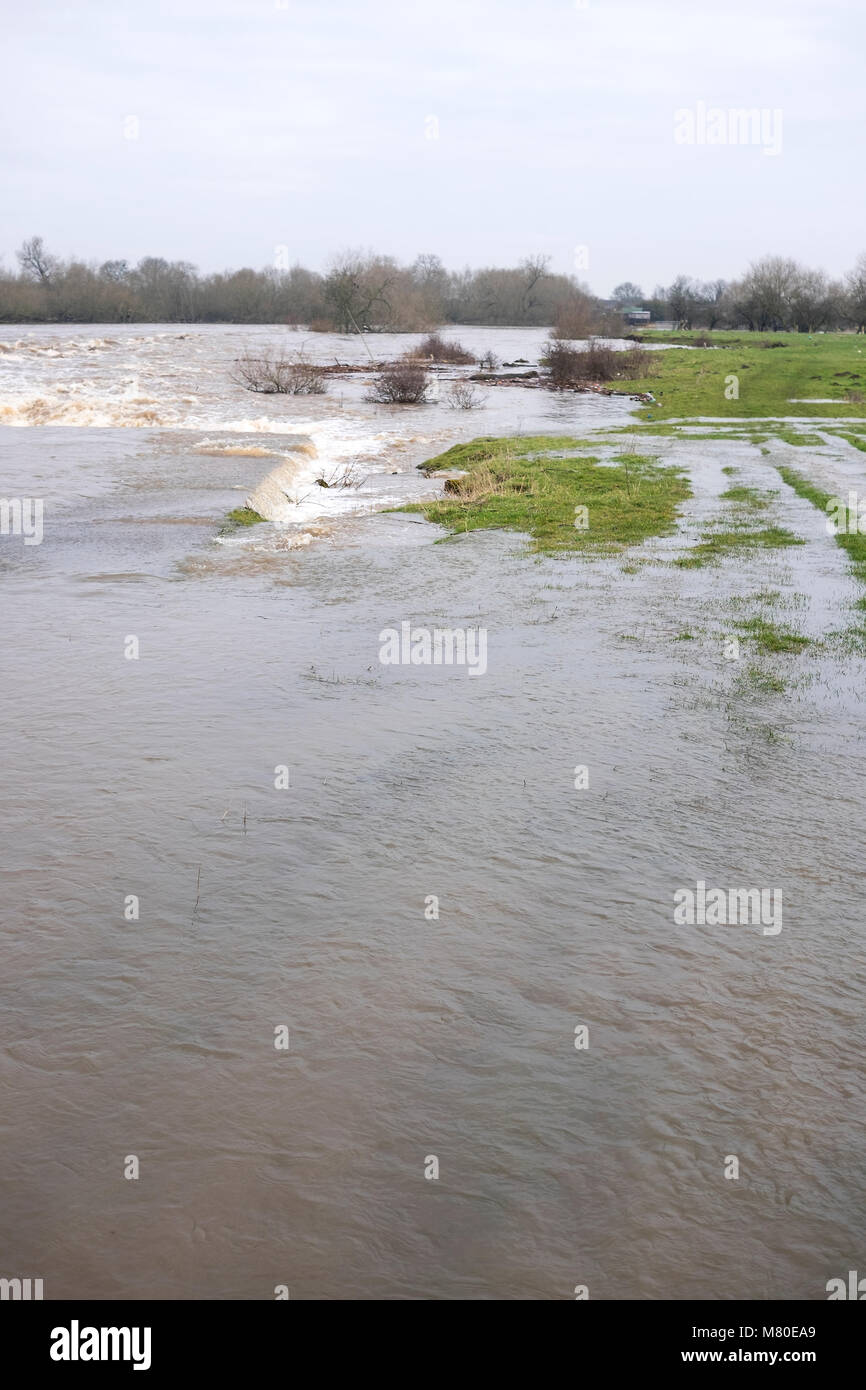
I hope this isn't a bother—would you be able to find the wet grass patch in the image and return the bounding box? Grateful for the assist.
[740,664,787,694]
[721,485,776,507]
[220,506,265,534]
[770,429,826,447]
[676,525,804,569]
[736,616,812,654]
[831,430,866,453]
[825,627,866,656]
[403,436,692,554]
[777,465,866,579]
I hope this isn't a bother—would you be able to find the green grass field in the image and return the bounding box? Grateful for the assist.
[619,331,866,420]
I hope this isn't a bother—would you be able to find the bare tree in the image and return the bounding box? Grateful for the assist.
[788,268,833,332]
[667,275,701,329]
[846,254,866,333]
[323,252,398,333]
[99,260,130,283]
[17,236,55,285]
[610,281,644,306]
[552,287,611,340]
[729,257,801,331]
[520,254,551,318]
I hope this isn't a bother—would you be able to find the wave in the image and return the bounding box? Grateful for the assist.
[0,389,381,441]
[193,442,287,459]
[246,441,319,520]
[0,336,119,356]
[0,395,168,427]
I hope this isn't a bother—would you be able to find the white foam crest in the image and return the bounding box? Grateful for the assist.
[245,428,418,527]
[0,393,169,427]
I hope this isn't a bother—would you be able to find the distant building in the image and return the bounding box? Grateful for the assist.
[622,307,651,325]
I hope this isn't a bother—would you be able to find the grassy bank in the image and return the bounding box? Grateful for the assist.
[400,436,690,554]
[619,331,866,420]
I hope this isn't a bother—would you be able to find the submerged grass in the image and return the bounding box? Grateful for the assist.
[402,436,691,554]
[676,525,803,569]
[831,430,866,453]
[777,466,866,579]
[736,616,812,653]
[220,506,265,534]
[741,664,787,694]
[721,485,776,506]
[771,429,826,446]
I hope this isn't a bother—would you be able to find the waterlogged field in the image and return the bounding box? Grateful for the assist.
[1,325,865,1300]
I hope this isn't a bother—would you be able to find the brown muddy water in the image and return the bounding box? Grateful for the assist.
[1,326,865,1300]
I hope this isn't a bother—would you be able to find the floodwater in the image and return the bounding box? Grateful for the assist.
[1,325,864,1300]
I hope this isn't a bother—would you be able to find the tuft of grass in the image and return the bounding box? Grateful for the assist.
[220,506,265,534]
[721,485,776,506]
[729,588,784,607]
[771,429,825,446]
[826,626,866,655]
[736,617,812,654]
[676,525,803,568]
[401,436,691,554]
[742,664,787,693]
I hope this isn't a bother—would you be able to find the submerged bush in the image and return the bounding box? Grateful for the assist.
[367,362,431,403]
[233,350,328,395]
[477,349,500,372]
[446,380,485,410]
[544,339,652,387]
[407,332,475,364]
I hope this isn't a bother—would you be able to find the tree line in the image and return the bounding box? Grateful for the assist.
[0,241,579,328]
[3,238,866,333]
[610,257,866,334]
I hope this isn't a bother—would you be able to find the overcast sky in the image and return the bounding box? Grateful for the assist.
[2,0,863,294]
